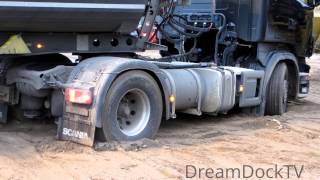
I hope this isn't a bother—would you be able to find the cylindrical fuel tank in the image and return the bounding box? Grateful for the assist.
[163,69,199,110]
[162,67,236,114]
[0,0,146,33]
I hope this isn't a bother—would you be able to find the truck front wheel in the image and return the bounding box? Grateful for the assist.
[266,62,289,115]
[101,70,163,141]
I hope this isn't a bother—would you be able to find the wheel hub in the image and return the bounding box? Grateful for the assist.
[116,89,151,137]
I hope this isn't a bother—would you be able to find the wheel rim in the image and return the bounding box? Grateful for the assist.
[116,89,151,137]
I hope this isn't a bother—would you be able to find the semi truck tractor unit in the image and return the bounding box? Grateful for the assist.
[0,0,318,146]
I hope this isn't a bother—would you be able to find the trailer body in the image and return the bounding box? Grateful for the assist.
[0,0,318,146]
[0,0,146,33]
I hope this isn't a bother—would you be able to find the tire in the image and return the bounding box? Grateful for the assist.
[100,70,163,141]
[266,62,289,115]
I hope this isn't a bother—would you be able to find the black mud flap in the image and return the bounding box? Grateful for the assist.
[57,104,96,146]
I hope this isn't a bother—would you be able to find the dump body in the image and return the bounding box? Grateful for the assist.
[0,0,146,33]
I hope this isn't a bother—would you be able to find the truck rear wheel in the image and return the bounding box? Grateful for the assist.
[266,62,289,115]
[101,70,163,141]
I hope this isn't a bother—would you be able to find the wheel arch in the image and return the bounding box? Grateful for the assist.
[67,56,172,129]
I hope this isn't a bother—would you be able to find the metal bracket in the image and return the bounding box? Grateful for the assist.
[136,0,160,50]
[186,69,202,116]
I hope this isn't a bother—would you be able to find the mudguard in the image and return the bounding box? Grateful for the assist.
[58,56,172,146]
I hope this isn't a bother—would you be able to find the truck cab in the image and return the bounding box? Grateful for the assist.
[0,0,317,146]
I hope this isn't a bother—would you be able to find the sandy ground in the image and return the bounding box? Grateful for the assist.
[0,56,319,180]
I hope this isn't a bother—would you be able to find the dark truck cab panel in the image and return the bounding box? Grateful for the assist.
[216,0,268,42]
[215,0,315,57]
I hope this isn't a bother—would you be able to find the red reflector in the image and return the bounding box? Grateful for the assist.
[65,88,93,105]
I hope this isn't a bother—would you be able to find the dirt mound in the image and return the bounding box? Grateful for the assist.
[94,138,162,152]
